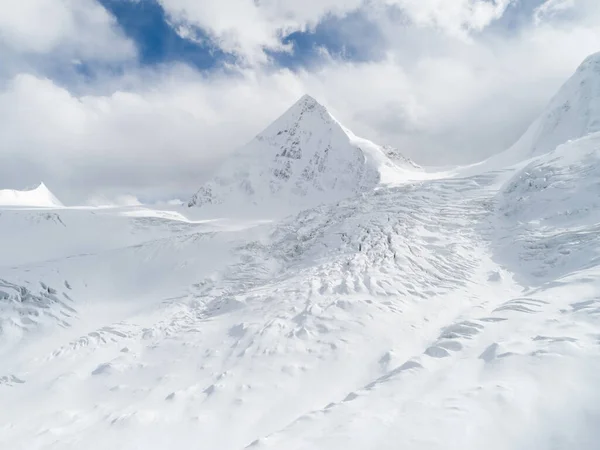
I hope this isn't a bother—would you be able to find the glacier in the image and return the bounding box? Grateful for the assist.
[1,52,600,450]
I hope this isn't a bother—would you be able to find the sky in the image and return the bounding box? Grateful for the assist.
[1,0,599,204]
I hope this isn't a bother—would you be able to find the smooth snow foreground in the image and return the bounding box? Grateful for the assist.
[2,54,600,449]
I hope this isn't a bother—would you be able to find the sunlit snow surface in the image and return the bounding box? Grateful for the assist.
[2,133,600,449]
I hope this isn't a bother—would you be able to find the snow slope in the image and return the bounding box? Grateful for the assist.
[0,183,63,207]
[512,52,600,158]
[495,131,600,285]
[2,53,600,450]
[189,95,421,213]
[460,51,600,174]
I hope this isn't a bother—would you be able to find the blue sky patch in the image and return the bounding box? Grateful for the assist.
[91,0,541,73]
[98,0,232,69]
[97,0,384,71]
[484,0,547,33]
[269,11,385,69]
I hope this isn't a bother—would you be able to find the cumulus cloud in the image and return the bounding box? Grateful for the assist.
[158,0,517,63]
[388,0,515,35]
[0,0,134,59]
[158,0,366,63]
[0,0,599,203]
[0,67,306,203]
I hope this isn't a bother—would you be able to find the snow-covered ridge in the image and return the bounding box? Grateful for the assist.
[499,51,600,164]
[189,95,420,211]
[0,183,63,208]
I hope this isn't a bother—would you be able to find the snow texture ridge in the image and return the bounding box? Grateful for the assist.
[188,95,419,210]
[0,183,63,207]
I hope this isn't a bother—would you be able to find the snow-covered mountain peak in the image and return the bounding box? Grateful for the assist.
[189,95,419,212]
[295,93,321,109]
[254,93,336,144]
[0,182,63,208]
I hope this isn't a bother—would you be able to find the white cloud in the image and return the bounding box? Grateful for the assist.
[0,0,135,61]
[386,0,515,35]
[534,0,574,23]
[86,193,142,207]
[0,69,306,202]
[157,0,517,63]
[534,0,600,25]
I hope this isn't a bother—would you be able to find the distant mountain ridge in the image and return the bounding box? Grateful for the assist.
[0,183,63,207]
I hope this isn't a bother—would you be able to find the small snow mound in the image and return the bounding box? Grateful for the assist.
[0,183,63,208]
[189,95,419,212]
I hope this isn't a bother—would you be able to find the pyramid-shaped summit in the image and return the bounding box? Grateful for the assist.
[189,95,419,211]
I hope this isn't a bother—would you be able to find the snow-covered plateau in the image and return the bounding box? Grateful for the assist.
[2,52,600,450]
